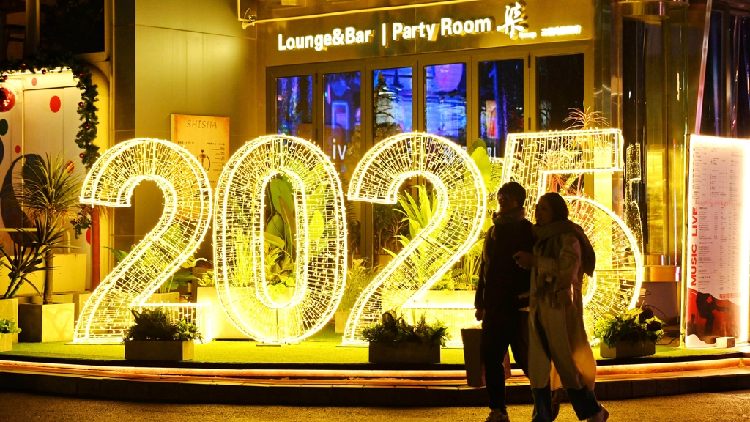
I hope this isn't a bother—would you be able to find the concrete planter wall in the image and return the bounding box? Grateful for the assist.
[600,340,656,359]
[368,341,441,363]
[194,286,250,340]
[0,298,18,343]
[0,333,12,352]
[18,303,75,342]
[145,292,180,304]
[125,340,194,361]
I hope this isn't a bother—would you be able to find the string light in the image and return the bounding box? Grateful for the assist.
[342,133,487,345]
[502,128,642,338]
[74,138,212,344]
[213,135,347,344]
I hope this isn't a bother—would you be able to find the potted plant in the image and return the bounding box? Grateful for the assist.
[362,310,449,363]
[594,306,665,358]
[335,258,377,333]
[0,318,21,352]
[124,308,201,361]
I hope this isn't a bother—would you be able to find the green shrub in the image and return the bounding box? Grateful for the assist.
[125,308,201,342]
[0,319,20,334]
[594,307,665,348]
[362,310,449,347]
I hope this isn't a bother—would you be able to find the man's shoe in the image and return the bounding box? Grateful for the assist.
[485,410,511,422]
[586,406,609,422]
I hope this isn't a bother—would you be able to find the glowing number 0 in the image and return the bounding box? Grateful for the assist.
[214,135,347,344]
[74,139,212,344]
[342,133,487,344]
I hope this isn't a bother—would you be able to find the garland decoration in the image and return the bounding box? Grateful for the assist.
[0,51,101,237]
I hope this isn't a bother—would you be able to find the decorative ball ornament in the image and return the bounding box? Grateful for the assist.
[78,101,84,108]
[83,122,90,130]
[41,69,47,74]
[79,153,85,159]
[0,85,17,112]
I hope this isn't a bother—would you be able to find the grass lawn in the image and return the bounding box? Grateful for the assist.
[0,326,736,365]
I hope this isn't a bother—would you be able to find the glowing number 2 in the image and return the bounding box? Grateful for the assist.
[213,135,347,344]
[342,133,487,344]
[73,139,212,344]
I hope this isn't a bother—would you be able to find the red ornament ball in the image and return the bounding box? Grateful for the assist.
[78,101,84,108]
[83,122,90,129]
[0,86,16,112]
[20,62,26,67]
[79,153,85,159]
[41,69,46,74]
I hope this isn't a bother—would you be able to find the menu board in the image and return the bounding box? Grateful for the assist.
[171,114,230,188]
[685,135,749,347]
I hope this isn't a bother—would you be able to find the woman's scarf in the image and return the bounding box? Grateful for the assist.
[533,219,596,277]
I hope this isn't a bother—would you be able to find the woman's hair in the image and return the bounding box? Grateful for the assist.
[539,192,569,222]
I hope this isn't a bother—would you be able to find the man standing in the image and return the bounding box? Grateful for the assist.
[475,182,534,422]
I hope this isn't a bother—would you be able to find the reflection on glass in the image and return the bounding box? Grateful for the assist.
[425,63,467,146]
[324,72,362,256]
[373,68,413,144]
[700,11,723,136]
[276,76,313,139]
[479,59,524,158]
[536,54,584,131]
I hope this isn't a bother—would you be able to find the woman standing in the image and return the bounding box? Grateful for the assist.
[513,192,608,422]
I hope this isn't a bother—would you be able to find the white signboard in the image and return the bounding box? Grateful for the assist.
[685,135,750,347]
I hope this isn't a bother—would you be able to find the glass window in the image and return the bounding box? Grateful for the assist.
[701,11,724,136]
[536,54,584,130]
[373,68,413,143]
[478,59,524,158]
[323,72,363,256]
[276,76,313,139]
[425,63,467,146]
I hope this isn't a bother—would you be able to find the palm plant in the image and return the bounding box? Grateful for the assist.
[14,154,82,304]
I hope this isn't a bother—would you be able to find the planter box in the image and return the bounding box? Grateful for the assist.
[145,292,180,304]
[0,333,12,352]
[194,286,250,340]
[0,298,18,343]
[600,340,656,359]
[18,303,75,342]
[334,311,349,334]
[368,341,441,363]
[125,340,194,361]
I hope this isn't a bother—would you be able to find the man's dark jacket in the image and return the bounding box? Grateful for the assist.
[474,209,534,312]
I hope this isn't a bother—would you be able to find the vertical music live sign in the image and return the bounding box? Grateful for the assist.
[685,135,750,347]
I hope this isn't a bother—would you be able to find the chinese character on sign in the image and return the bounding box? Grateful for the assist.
[497,2,528,40]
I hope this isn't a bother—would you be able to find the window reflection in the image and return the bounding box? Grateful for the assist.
[324,72,363,256]
[536,54,584,130]
[276,76,313,139]
[479,59,524,158]
[425,63,467,146]
[373,68,413,143]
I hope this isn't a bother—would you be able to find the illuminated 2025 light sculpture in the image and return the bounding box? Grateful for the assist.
[342,133,487,345]
[213,135,347,344]
[502,128,643,337]
[74,138,213,344]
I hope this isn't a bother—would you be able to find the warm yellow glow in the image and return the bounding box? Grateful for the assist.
[74,138,213,344]
[503,129,642,337]
[342,133,487,345]
[214,135,347,344]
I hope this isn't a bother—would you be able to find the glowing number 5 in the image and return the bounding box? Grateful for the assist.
[213,135,347,344]
[342,133,487,344]
[73,139,212,344]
